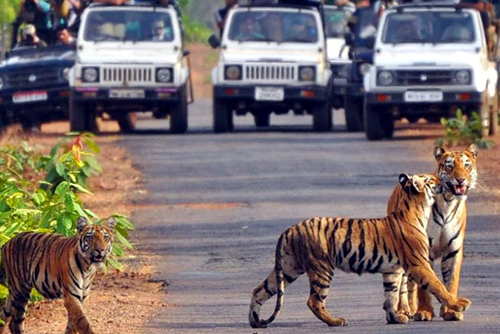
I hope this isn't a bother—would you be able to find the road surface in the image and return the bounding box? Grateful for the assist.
[121,101,500,334]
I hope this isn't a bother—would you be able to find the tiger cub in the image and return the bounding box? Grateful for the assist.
[249,174,471,328]
[0,217,115,334]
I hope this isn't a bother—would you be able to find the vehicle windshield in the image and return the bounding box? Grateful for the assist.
[84,10,174,42]
[324,7,353,38]
[382,11,476,44]
[227,10,319,43]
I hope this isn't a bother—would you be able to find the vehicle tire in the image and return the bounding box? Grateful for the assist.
[364,102,391,140]
[489,92,499,136]
[170,86,188,134]
[117,113,137,133]
[344,97,364,132]
[70,100,97,133]
[254,113,270,127]
[313,100,332,132]
[213,97,232,133]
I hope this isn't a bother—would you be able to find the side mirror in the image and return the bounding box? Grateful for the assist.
[183,50,191,57]
[344,32,354,46]
[208,34,221,49]
[366,36,376,49]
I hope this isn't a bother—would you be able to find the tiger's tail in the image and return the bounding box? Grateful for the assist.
[249,232,287,328]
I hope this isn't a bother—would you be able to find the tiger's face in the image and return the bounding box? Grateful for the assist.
[399,173,441,206]
[76,217,116,267]
[434,144,478,200]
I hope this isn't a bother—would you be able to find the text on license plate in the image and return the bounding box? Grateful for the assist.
[109,89,145,99]
[404,91,443,102]
[12,91,48,104]
[255,87,285,101]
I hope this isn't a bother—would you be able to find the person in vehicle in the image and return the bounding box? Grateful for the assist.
[151,20,174,41]
[13,0,53,46]
[235,16,266,40]
[56,28,76,46]
[17,24,48,47]
[388,19,417,43]
[262,12,284,41]
[50,0,81,33]
[216,0,238,36]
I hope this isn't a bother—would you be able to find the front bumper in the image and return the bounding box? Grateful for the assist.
[213,85,329,103]
[72,86,182,103]
[0,86,70,120]
[366,91,482,105]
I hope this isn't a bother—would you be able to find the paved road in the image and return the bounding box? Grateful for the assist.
[121,101,500,334]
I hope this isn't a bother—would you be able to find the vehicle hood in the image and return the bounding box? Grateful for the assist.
[326,38,348,61]
[1,47,75,70]
[222,47,324,64]
[375,47,481,68]
[78,46,180,65]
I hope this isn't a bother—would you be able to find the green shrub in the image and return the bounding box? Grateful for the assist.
[437,109,495,149]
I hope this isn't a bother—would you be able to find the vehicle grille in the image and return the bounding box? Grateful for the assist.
[101,66,154,84]
[394,70,454,86]
[244,64,296,82]
[7,69,60,88]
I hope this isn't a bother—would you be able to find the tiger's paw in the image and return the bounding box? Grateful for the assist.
[447,297,471,313]
[386,312,409,324]
[398,305,415,320]
[413,310,434,321]
[440,304,465,321]
[328,318,348,327]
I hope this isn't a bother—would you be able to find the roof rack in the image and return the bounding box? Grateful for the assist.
[395,0,461,7]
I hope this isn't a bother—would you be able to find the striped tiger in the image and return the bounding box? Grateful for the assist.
[0,216,116,334]
[249,174,471,328]
[385,144,478,322]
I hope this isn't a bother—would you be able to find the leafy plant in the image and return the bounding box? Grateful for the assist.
[437,109,495,149]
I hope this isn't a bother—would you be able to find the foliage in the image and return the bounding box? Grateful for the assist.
[183,14,213,43]
[0,0,21,25]
[0,133,135,301]
[436,109,495,149]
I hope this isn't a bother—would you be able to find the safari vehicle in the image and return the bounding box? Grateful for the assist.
[0,44,75,132]
[324,4,355,109]
[70,1,191,133]
[363,2,499,140]
[209,2,333,132]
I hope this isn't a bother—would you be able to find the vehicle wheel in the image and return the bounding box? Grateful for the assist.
[213,97,232,133]
[70,100,97,133]
[364,102,392,140]
[170,86,188,134]
[313,100,332,132]
[117,113,137,134]
[489,92,498,136]
[344,97,364,132]
[254,113,270,127]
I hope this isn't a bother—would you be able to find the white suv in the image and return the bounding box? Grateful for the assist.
[70,2,191,133]
[210,3,332,132]
[363,4,498,140]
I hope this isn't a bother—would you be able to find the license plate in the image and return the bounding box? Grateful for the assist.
[404,91,443,102]
[12,91,48,104]
[255,87,284,101]
[109,89,145,99]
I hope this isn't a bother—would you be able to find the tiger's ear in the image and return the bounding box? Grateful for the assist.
[434,146,448,161]
[106,217,117,231]
[466,144,478,158]
[399,174,410,187]
[76,217,89,233]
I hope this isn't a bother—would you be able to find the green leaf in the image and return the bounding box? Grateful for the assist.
[0,284,9,299]
[115,229,133,249]
[70,183,93,195]
[105,257,124,271]
[85,139,101,154]
[55,163,67,178]
[54,182,70,197]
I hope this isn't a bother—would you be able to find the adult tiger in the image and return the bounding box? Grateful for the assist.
[0,216,116,334]
[249,174,471,328]
[385,144,478,323]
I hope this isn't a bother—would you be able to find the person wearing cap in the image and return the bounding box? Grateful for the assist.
[17,24,48,47]
[151,20,173,41]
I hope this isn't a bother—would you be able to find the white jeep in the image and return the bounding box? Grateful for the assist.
[210,3,332,132]
[70,2,191,133]
[363,3,498,140]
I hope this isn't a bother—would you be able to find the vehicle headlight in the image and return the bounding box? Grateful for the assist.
[62,67,71,81]
[156,68,173,83]
[359,63,371,75]
[299,66,316,81]
[455,70,471,85]
[378,71,394,86]
[0,76,4,89]
[82,67,99,83]
[224,65,242,81]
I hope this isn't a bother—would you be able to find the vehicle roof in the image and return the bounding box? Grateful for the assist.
[392,0,463,9]
[235,3,320,11]
[87,2,173,9]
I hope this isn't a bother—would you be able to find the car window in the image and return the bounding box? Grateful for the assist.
[84,10,174,42]
[382,11,476,44]
[227,10,319,43]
